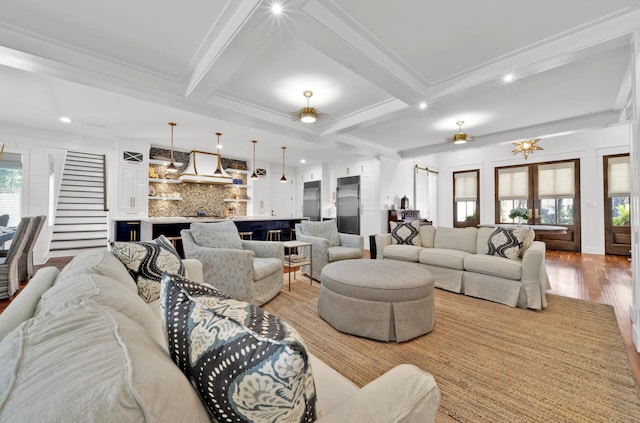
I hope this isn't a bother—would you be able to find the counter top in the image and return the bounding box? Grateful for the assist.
[478,224,567,233]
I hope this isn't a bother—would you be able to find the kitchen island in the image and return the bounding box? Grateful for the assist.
[139,216,309,257]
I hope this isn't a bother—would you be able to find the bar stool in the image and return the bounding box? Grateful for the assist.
[266,229,281,241]
[165,236,182,248]
[238,231,253,240]
[289,228,296,241]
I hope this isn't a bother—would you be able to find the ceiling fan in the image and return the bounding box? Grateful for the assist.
[290,90,328,124]
[450,120,474,144]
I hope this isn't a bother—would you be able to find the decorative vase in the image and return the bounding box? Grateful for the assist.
[516,216,523,227]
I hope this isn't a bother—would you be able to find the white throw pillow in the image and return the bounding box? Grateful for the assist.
[485,227,532,260]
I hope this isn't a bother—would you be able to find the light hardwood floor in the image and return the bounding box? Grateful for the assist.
[1,251,638,388]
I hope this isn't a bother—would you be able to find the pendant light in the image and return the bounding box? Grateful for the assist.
[280,146,287,183]
[166,122,178,174]
[214,132,224,176]
[250,140,258,180]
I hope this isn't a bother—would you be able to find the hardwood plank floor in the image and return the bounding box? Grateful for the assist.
[1,251,638,389]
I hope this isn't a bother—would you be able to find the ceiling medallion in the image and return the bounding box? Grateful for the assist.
[290,91,328,124]
[512,138,543,160]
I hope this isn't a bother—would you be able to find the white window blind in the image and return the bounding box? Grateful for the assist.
[454,171,477,201]
[538,162,575,198]
[607,155,630,197]
[498,167,528,200]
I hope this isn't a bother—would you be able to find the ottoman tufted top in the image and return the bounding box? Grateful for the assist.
[321,259,433,302]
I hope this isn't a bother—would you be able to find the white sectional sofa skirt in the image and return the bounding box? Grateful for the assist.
[373,226,551,309]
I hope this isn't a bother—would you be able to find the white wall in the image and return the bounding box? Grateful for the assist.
[382,124,630,254]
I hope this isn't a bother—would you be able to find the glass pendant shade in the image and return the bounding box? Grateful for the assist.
[250,140,259,180]
[166,122,179,173]
[214,132,223,175]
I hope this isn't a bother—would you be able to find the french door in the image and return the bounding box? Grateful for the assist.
[495,159,581,251]
[603,154,631,256]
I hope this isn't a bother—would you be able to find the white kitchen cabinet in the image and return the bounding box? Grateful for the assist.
[117,164,148,218]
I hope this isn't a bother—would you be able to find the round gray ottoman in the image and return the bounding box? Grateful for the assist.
[318,259,435,342]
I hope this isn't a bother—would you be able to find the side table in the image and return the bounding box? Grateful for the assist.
[283,240,312,291]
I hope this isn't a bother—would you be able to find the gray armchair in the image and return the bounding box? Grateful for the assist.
[295,219,364,281]
[181,221,284,306]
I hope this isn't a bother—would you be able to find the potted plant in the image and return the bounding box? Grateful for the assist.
[509,207,529,226]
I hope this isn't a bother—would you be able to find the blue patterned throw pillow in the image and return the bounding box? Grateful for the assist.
[485,227,531,260]
[160,274,317,423]
[390,220,422,246]
[111,235,185,303]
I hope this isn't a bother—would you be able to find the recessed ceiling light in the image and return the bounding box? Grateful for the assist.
[217,144,223,149]
[503,73,515,83]
[271,3,283,15]
[300,159,306,164]
[59,117,71,123]
[419,102,427,110]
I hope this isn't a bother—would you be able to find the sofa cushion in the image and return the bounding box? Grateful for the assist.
[383,244,423,262]
[161,274,317,423]
[464,254,522,280]
[419,248,470,270]
[328,246,364,262]
[253,257,283,281]
[434,227,478,253]
[419,225,436,248]
[485,227,532,260]
[0,304,210,423]
[190,221,243,250]
[36,273,166,347]
[111,235,185,303]
[301,219,341,247]
[389,220,421,246]
[56,248,137,292]
[476,227,496,255]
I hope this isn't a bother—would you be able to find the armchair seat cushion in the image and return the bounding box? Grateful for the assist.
[419,248,470,270]
[382,245,422,262]
[253,257,283,281]
[328,246,364,262]
[464,254,522,280]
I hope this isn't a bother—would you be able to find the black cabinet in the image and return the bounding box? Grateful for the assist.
[115,220,141,241]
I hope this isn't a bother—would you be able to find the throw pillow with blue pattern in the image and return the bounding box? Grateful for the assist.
[390,220,422,246]
[111,235,185,303]
[160,274,317,423]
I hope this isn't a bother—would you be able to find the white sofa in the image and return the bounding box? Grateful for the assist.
[0,249,440,422]
[373,226,550,309]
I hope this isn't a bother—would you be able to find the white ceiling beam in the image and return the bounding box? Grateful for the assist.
[319,98,408,136]
[334,134,402,160]
[183,0,265,102]
[399,110,622,158]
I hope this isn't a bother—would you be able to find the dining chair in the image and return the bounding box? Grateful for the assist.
[18,215,46,281]
[0,217,33,299]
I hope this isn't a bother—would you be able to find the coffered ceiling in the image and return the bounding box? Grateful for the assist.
[0,0,638,165]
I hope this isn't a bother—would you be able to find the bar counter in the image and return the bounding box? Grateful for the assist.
[140,216,308,256]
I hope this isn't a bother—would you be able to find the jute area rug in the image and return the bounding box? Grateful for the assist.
[264,278,640,422]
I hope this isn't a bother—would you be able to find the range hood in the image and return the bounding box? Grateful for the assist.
[179,150,233,184]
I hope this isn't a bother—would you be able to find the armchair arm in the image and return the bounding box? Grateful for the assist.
[241,240,284,259]
[316,364,440,423]
[338,233,364,250]
[521,241,548,309]
[373,234,392,260]
[296,233,330,280]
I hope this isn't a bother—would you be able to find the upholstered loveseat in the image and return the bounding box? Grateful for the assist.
[372,224,550,309]
[0,248,441,422]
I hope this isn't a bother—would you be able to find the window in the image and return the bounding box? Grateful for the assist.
[0,152,23,226]
[497,166,529,223]
[453,170,479,227]
[537,162,575,225]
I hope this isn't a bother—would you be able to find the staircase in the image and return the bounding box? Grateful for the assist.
[49,151,109,258]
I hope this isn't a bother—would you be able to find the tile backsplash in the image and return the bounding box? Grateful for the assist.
[148,147,248,218]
